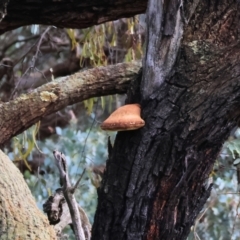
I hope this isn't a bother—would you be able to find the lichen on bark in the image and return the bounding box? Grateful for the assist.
[0,150,57,240]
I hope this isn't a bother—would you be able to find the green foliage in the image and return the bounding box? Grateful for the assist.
[84,97,96,115]
[72,17,144,115]
[12,122,42,171]
[225,137,240,159]
[189,129,240,240]
[66,29,78,50]
[11,121,240,239]
[84,95,114,115]
[8,117,116,225]
[66,17,143,69]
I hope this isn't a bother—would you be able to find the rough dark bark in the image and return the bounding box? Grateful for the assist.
[0,0,239,239]
[92,1,240,240]
[0,0,147,35]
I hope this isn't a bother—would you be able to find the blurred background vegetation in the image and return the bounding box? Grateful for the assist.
[1,14,240,240]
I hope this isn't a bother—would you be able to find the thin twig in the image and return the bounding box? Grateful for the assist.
[193,206,209,240]
[11,27,52,98]
[72,168,86,194]
[231,194,240,239]
[2,35,40,54]
[76,98,99,174]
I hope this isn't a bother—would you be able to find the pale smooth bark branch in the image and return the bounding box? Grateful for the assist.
[53,150,86,240]
[141,0,200,100]
[0,0,147,35]
[0,62,141,145]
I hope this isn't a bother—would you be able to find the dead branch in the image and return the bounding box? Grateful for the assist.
[43,188,91,240]
[52,150,90,240]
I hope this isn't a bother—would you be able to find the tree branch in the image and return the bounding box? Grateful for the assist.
[0,61,141,145]
[53,150,87,240]
[0,0,147,35]
[43,188,92,240]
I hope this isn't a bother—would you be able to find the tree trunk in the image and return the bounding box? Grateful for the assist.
[92,1,240,239]
[0,0,239,239]
[0,150,57,239]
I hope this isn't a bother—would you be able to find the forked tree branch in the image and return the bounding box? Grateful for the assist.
[53,150,88,240]
[0,62,141,145]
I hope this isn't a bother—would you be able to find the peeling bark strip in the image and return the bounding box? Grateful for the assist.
[141,0,184,99]
[0,62,140,145]
[0,0,147,35]
[92,1,240,240]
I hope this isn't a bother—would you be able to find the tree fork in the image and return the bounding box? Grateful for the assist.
[92,1,240,239]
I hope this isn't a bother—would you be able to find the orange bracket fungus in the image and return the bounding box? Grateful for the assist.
[100,104,145,131]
